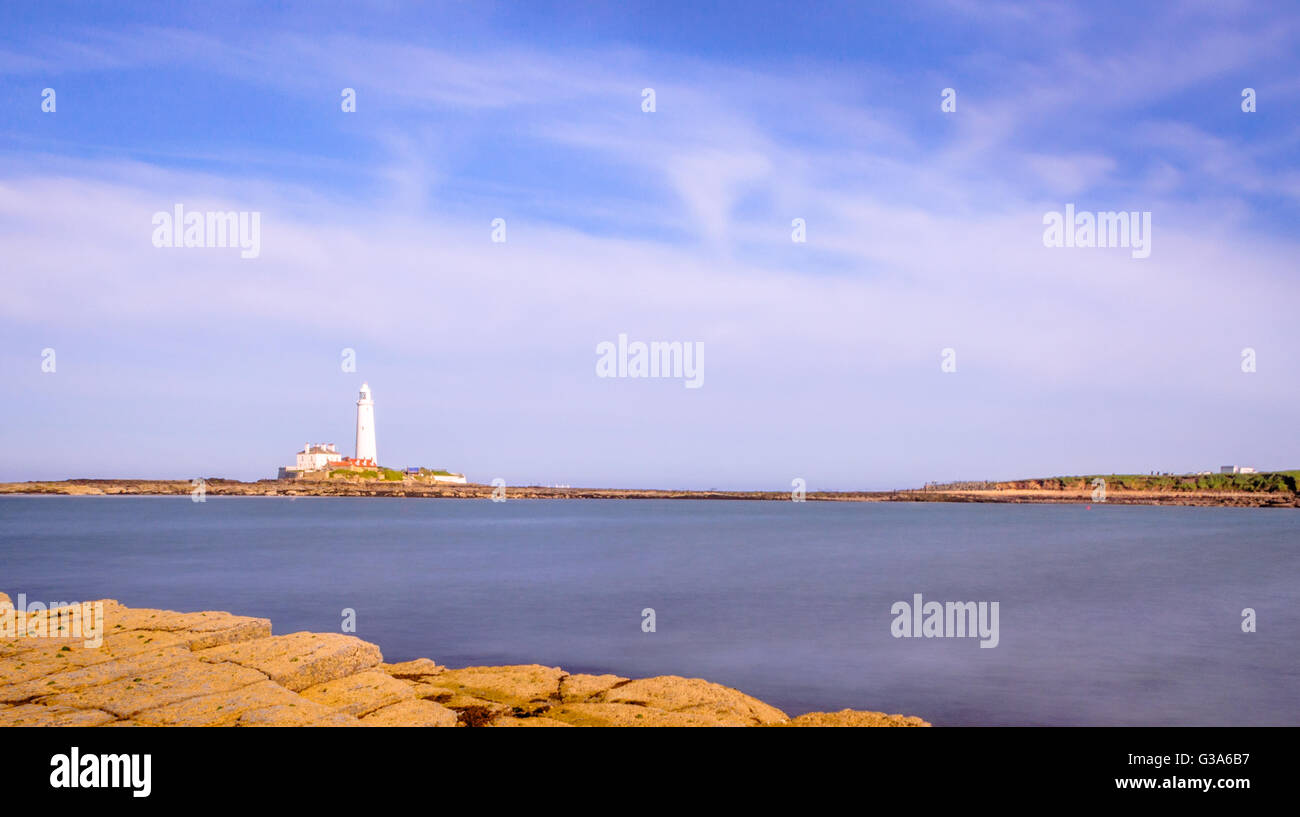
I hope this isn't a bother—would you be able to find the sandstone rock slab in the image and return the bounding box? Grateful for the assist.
[197,632,382,692]
[105,606,271,649]
[782,709,931,727]
[0,645,191,703]
[134,679,328,726]
[600,676,788,725]
[490,715,574,727]
[547,702,730,727]
[0,702,117,727]
[559,673,629,702]
[360,698,458,727]
[380,658,445,679]
[433,664,564,706]
[300,669,414,717]
[41,658,267,719]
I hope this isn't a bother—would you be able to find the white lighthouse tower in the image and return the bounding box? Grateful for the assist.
[355,383,377,464]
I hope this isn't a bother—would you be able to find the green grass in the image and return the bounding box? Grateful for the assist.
[330,468,379,479]
[381,468,405,481]
[1047,472,1298,493]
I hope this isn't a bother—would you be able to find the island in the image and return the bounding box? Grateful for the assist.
[2,470,1297,507]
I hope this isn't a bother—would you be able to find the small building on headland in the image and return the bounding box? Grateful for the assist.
[1221,465,1257,474]
[338,457,377,469]
[298,443,343,472]
[278,443,343,478]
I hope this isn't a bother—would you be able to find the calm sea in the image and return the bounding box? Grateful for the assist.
[2,496,1296,725]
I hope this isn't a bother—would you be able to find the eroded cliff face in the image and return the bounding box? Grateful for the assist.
[0,593,927,727]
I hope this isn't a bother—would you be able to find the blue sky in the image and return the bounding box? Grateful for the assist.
[2,1,1298,489]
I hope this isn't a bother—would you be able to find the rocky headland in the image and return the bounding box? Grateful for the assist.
[1,477,1296,506]
[0,593,928,727]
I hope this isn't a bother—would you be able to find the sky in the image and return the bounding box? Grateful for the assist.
[1,0,1298,490]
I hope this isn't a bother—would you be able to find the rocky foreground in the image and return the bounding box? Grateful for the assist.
[0,593,927,727]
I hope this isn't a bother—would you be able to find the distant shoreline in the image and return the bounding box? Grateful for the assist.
[1,477,1296,507]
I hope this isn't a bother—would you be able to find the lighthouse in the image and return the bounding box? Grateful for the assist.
[355,383,377,464]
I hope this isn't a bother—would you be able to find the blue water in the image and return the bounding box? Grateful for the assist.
[1,496,1296,725]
